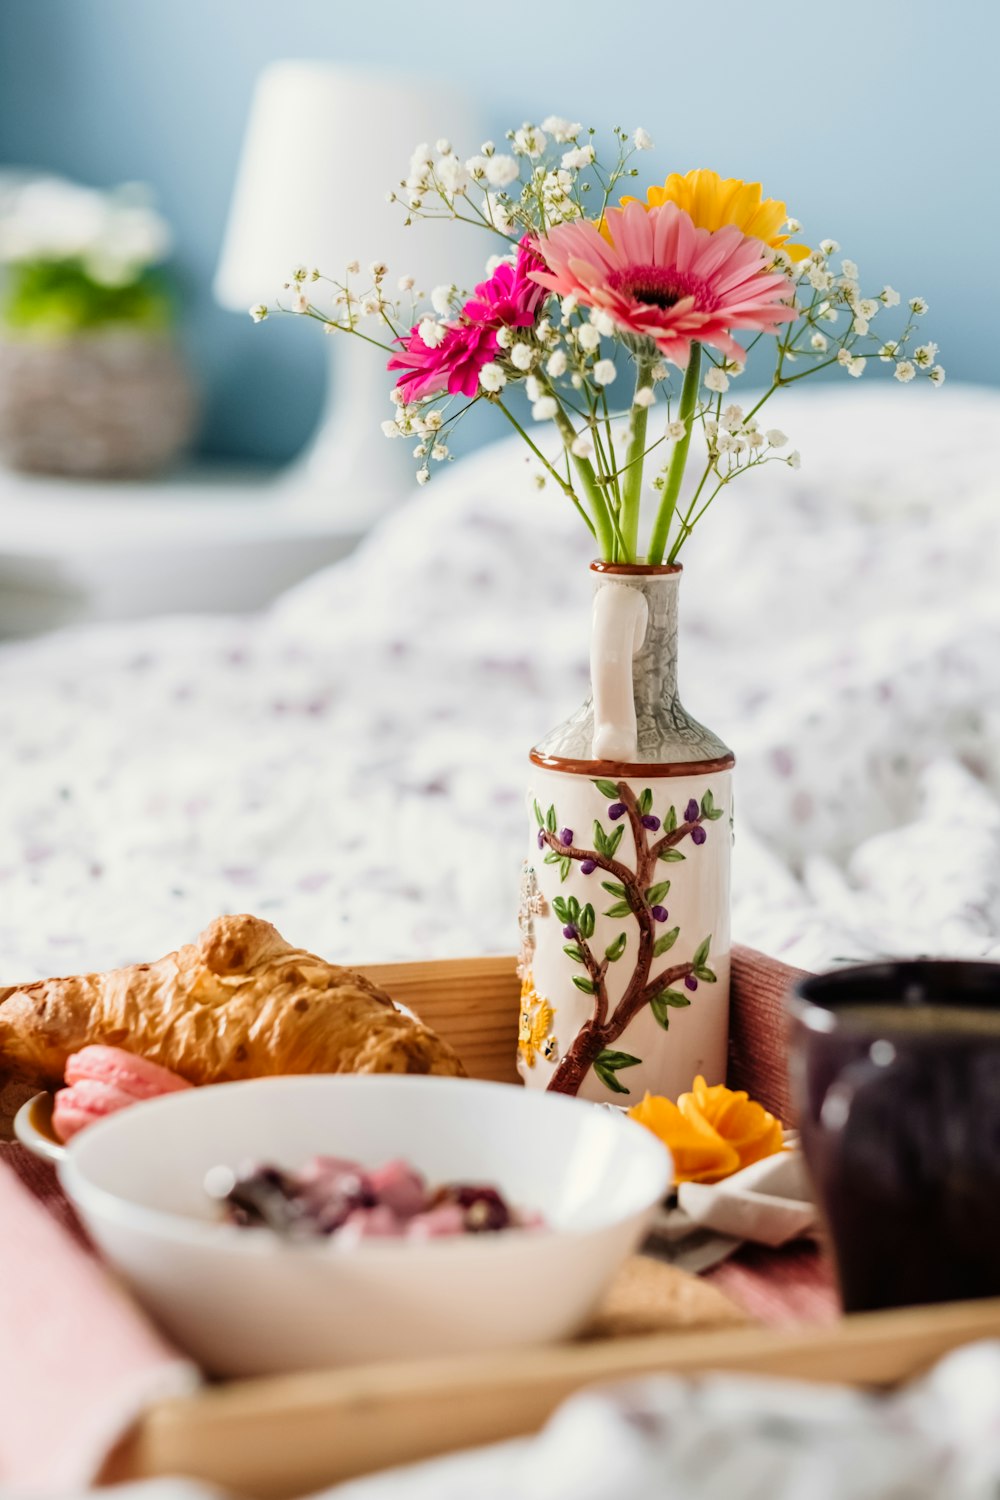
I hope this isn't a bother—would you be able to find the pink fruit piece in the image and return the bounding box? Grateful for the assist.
[64,1045,192,1100]
[336,1205,405,1243]
[369,1159,428,1219]
[406,1203,467,1239]
[52,1078,142,1143]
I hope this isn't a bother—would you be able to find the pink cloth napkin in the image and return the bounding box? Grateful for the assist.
[0,1145,198,1497]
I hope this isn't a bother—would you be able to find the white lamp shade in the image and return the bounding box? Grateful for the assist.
[214,61,488,309]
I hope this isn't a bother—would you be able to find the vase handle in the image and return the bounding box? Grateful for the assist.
[590,581,649,762]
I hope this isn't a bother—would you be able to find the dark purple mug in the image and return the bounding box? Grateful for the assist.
[787,960,1000,1313]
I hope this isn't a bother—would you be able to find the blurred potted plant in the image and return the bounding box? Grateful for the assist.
[0,176,195,478]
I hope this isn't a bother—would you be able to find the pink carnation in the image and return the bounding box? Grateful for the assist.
[530,201,796,367]
[387,238,546,402]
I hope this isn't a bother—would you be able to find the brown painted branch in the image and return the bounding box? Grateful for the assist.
[539,829,634,889]
[577,940,610,1030]
[649,819,701,860]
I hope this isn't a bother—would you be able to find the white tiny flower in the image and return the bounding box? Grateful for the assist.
[810,331,828,352]
[290,264,308,282]
[542,116,582,143]
[413,443,427,459]
[808,266,833,291]
[633,387,655,408]
[436,154,468,197]
[430,285,453,316]
[785,218,802,234]
[248,303,268,323]
[381,419,401,438]
[369,261,388,280]
[510,342,535,371]
[577,322,601,352]
[840,258,859,280]
[894,360,916,383]
[431,443,449,461]
[560,293,578,322]
[546,349,568,378]
[787,451,802,470]
[290,290,309,313]
[570,431,595,458]
[345,260,361,275]
[877,341,898,363]
[485,193,517,234]
[819,238,840,256]
[532,396,558,420]
[853,317,869,336]
[704,366,729,393]
[435,138,451,156]
[716,432,736,453]
[512,124,547,158]
[909,296,929,315]
[845,355,865,377]
[525,375,542,402]
[423,410,443,432]
[397,274,415,292]
[913,341,939,367]
[859,299,879,320]
[880,285,901,307]
[360,296,380,316]
[929,364,946,386]
[667,420,687,441]
[561,144,595,170]
[722,403,744,433]
[765,429,788,448]
[590,308,617,337]
[418,318,447,349]
[703,419,719,443]
[416,467,430,486]
[821,305,840,323]
[484,154,520,187]
[593,358,617,386]
[389,388,405,406]
[495,325,513,349]
[652,362,669,381]
[465,155,489,180]
[478,362,506,393]
[633,127,654,150]
[570,372,583,389]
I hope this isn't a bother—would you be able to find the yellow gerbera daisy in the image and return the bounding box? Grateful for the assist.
[622,169,810,262]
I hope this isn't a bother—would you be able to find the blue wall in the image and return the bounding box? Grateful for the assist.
[0,0,994,463]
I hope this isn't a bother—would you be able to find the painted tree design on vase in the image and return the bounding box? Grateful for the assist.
[533,778,725,1097]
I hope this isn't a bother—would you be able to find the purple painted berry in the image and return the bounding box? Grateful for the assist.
[691,825,708,845]
[560,827,574,846]
[580,859,597,875]
[608,802,626,821]
[685,974,699,992]
[537,829,545,849]
[651,905,669,922]
[641,814,660,831]
[562,923,576,939]
[685,798,700,823]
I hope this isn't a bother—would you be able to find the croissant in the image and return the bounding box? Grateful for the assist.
[0,914,465,1089]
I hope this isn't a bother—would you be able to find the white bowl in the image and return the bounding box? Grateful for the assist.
[59,1074,669,1377]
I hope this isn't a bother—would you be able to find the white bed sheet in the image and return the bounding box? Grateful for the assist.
[1,384,998,982]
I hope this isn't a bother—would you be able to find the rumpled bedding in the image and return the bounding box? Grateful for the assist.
[0,383,998,981]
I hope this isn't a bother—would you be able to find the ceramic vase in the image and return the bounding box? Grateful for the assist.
[518,562,733,1103]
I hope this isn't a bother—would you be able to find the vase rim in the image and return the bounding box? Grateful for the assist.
[590,560,682,576]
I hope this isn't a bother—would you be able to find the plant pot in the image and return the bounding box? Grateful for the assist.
[519,561,733,1103]
[0,328,196,479]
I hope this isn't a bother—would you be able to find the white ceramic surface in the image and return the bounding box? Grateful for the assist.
[13,1091,65,1163]
[58,1074,670,1378]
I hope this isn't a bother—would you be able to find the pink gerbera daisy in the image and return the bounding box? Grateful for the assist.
[530,201,796,367]
[387,238,546,402]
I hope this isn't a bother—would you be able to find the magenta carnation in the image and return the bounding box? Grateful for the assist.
[387,238,547,402]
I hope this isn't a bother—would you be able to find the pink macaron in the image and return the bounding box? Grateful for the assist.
[53,1045,192,1143]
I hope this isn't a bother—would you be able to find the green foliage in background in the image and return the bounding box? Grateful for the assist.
[1,258,173,335]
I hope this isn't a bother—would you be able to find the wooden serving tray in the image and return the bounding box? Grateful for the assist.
[111,953,1000,1498]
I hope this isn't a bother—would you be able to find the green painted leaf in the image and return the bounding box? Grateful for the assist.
[552,896,570,923]
[606,824,624,856]
[639,788,653,815]
[572,974,596,994]
[545,804,557,833]
[604,900,632,918]
[543,851,562,865]
[649,995,671,1030]
[657,988,692,1008]
[563,944,585,963]
[605,931,627,962]
[601,879,626,897]
[567,896,580,922]
[665,805,677,833]
[533,799,544,827]
[694,965,717,984]
[559,856,572,882]
[659,848,686,863]
[579,903,596,940]
[693,935,712,969]
[645,880,671,905]
[706,807,725,821]
[593,778,620,799]
[593,1048,642,1095]
[701,788,715,816]
[653,927,680,957]
[593,821,609,857]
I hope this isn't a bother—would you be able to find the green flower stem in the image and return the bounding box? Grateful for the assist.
[646,345,702,565]
[548,401,616,559]
[619,355,654,560]
[495,399,597,540]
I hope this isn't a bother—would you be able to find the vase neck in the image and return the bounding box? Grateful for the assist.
[591,568,679,712]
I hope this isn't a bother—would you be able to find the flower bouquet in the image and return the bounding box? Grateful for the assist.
[257,118,941,1104]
